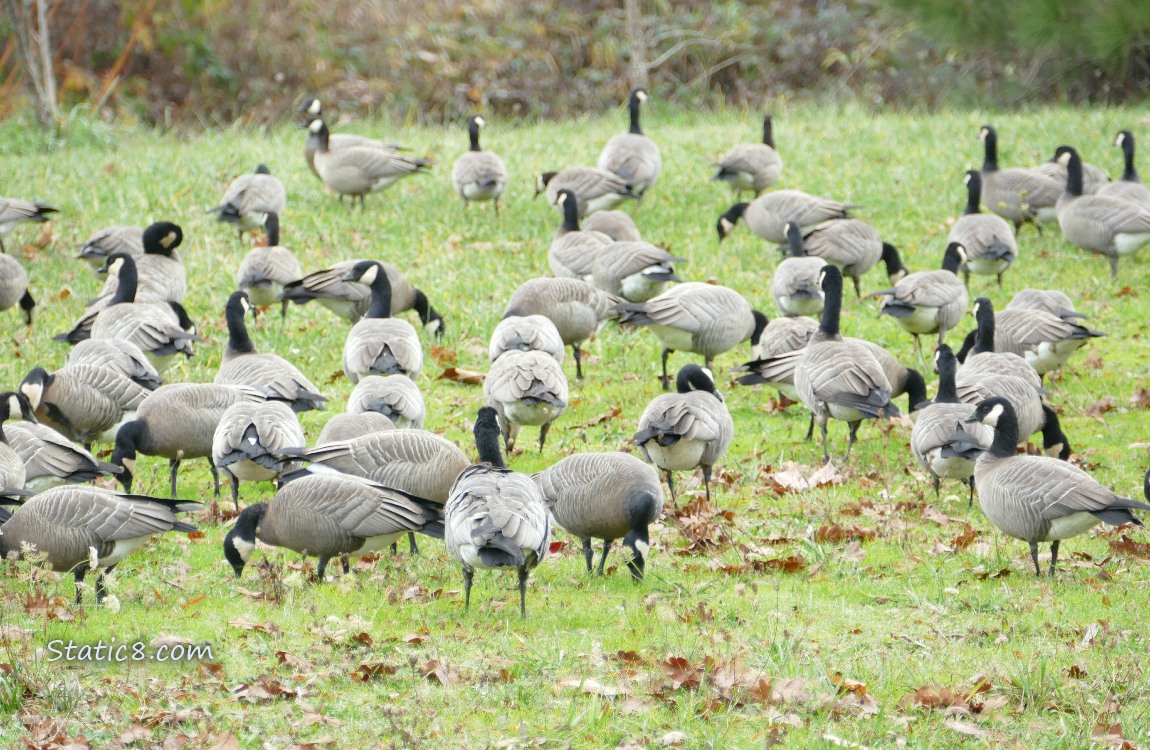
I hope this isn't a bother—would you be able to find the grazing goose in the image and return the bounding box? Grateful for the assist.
[1005,288,1085,321]
[596,87,662,197]
[445,407,550,617]
[617,282,768,389]
[1055,146,1150,277]
[236,212,301,319]
[451,115,507,212]
[1098,131,1150,205]
[77,225,143,276]
[965,397,1150,575]
[796,265,899,462]
[489,315,566,364]
[733,315,817,400]
[0,487,201,603]
[223,473,443,581]
[503,278,622,380]
[1034,145,1109,195]
[88,221,185,313]
[298,96,403,179]
[947,171,1018,285]
[65,338,163,391]
[798,219,905,298]
[549,190,613,279]
[112,383,267,497]
[211,164,287,238]
[1,392,120,492]
[215,292,327,412]
[977,306,1103,376]
[484,350,568,453]
[583,210,641,241]
[634,364,733,503]
[872,241,969,355]
[0,252,34,325]
[535,167,638,216]
[0,197,56,252]
[306,116,431,207]
[717,190,852,245]
[909,345,991,503]
[533,452,663,580]
[712,114,783,197]
[977,125,1062,233]
[772,221,828,317]
[278,259,445,334]
[19,366,149,447]
[213,400,306,509]
[317,412,395,446]
[346,374,426,429]
[340,260,423,382]
[591,240,685,303]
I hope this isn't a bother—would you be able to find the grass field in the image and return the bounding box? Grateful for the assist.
[2,104,1150,749]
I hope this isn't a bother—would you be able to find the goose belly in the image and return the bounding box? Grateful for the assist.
[23,475,67,493]
[826,403,868,422]
[895,306,941,335]
[585,193,629,213]
[244,284,282,308]
[462,183,500,201]
[620,272,671,303]
[504,400,562,427]
[649,324,696,353]
[966,257,1010,275]
[776,296,823,317]
[1044,512,1100,541]
[317,298,364,322]
[354,532,406,555]
[722,171,757,192]
[227,460,279,483]
[926,451,975,481]
[99,537,152,567]
[1114,231,1150,256]
[370,175,402,192]
[1024,339,1084,375]
[644,438,706,471]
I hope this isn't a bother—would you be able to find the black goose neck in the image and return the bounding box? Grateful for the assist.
[265,212,280,246]
[1120,132,1139,182]
[109,256,139,304]
[232,502,267,540]
[818,272,843,337]
[762,116,774,148]
[785,224,804,257]
[750,310,769,346]
[628,93,643,135]
[935,348,960,403]
[560,191,581,232]
[468,119,482,152]
[364,264,393,320]
[1065,148,1085,197]
[987,403,1020,457]
[474,409,505,468]
[225,295,256,354]
[972,299,995,354]
[981,126,998,172]
[112,420,150,460]
[941,244,963,274]
[963,172,982,215]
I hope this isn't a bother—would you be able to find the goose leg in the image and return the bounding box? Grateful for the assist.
[1028,541,1041,576]
[581,539,594,573]
[968,477,976,507]
[852,276,862,299]
[573,344,584,381]
[517,566,529,618]
[962,268,970,287]
[316,556,330,582]
[1109,255,1119,279]
[407,532,419,555]
[224,467,239,510]
[209,461,221,499]
[819,418,830,464]
[340,553,350,574]
[19,290,35,325]
[279,299,289,324]
[702,465,713,504]
[805,412,815,441]
[95,565,116,603]
[597,539,613,576]
[538,422,551,453]
[73,568,87,605]
[664,470,677,504]
[168,458,181,498]
[846,421,861,460]
[463,566,474,611]
[996,272,1005,287]
[660,348,672,390]
[1048,540,1060,576]
[933,475,941,500]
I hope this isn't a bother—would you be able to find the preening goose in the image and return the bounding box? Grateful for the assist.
[19,365,149,447]
[533,452,663,580]
[0,197,56,252]
[549,190,613,279]
[947,171,1018,285]
[634,364,734,503]
[1055,146,1150,277]
[596,87,661,197]
[340,260,424,382]
[0,487,200,603]
[213,400,306,509]
[445,407,550,617]
[798,219,904,298]
[215,292,327,412]
[872,241,969,354]
[306,116,431,208]
[489,315,566,364]
[1,391,120,492]
[484,349,569,452]
[717,190,852,245]
[317,412,395,446]
[451,115,507,212]
[591,240,685,303]
[712,115,783,197]
[65,338,163,391]
[236,212,301,319]
[583,211,641,242]
[503,278,622,380]
[965,397,1150,575]
[977,125,1061,233]
[536,168,638,217]
[616,282,768,389]
[211,165,286,237]
[298,96,404,179]
[77,225,143,276]
[772,221,827,317]
[0,252,34,325]
[346,374,426,429]
[1097,130,1150,205]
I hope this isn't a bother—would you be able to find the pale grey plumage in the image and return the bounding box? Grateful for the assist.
[591,241,685,303]
[3,420,119,493]
[277,259,441,332]
[19,365,149,446]
[503,278,622,379]
[452,115,507,210]
[213,166,286,231]
[1005,289,1083,320]
[947,171,1018,283]
[343,316,423,382]
[484,350,568,452]
[537,168,638,217]
[307,117,430,202]
[721,190,851,244]
[990,308,1103,376]
[549,224,612,279]
[317,412,396,446]
[596,88,661,195]
[65,338,163,391]
[300,97,403,179]
[212,400,305,507]
[582,211,641,241]
[346,374,426,429]
[977,125,1062,229]
[489,315,566,364]
[0,253,32,325]
[77,226,143,276]
[712,116,783,197]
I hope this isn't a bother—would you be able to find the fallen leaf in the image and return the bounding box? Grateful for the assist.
[430,345,457,365]
[557,677,630,697]
[1108,534,1150,559]
[437,367,484,385]
[349,662,398,682]
[421,659,462,686]
[943,719,987,739]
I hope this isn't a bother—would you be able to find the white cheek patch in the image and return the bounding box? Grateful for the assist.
[475,116,486,127]
[308,119,322,133]
[720,218,733,234]
[20,383,43,410]
[123,457,137,474]
[360,266,378,285]
[241,298,252,313]
[984,403,1004,426]
[633,539,650,558]
[308,99,321,115]
[231,537,256,562]
[7,394,20,418]
[163,232,177,248]
[637,91,648,102]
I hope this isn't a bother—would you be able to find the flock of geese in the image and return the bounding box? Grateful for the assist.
[2,90,1150,617]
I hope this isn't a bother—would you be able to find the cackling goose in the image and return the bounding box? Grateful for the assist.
[872,241,968,355]
[717,190,852,245]
[211,165,286,238]
[977,125,1061,233]
[77,225,143,276]
[712,115,783,197]
[213,400,306,509]
[346,374,426,429]
[771,221,827,317]
[797,219,904,298]
[489,315,566,364]
[1097,131,1150,205]
[236,212,301,319]
[451,115,507,212]
[0,252,34,325]
[596,87,662,197]
[65,338,163,391]
[947,171,1018,285]
[484,349,568,453]
[298,96,404,178]
[0,197,56,252]
[306,116,431,208]
[591,240,685,303]
[535,167,638,217]
[19,365,149,447]
[549,190,613,279]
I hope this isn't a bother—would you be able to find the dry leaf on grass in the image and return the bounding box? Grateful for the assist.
[437,367,484,385]
[421,660,462,686]
[762,461,843,494]
[557,677,630,697]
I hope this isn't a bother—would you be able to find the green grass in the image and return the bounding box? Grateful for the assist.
[2,103,1150,748]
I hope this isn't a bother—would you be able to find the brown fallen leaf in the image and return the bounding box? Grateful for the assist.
[556,677,630,697]
[421,659,462,686]
[349,662,398,682]
[228,618,280,634]
[1108,534,1150,559]
[569,406,622,430]
[437,367,485,385]
[430,344,457,365]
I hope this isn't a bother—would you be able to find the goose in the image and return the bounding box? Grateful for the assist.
[1055,146,1150,277]
[346,374,426,429]
[88,221,186,309]
[483,349,568,452]
[549,190,613,279]
[717,190,852,245]
[215,292,327,412]
[797,219,905,298]
[977,125,1062,233]
[223,473,443,581]
[306,116,431,208]
[772,221,828,317]
[796,265,899,462]
[535,167,638,217]
[489,315,566,364]
[0,197,56,252]
[1005,288,1085,321]
[596,87,662,197]
[965,397,1150,575]
[278,259,445,334]
[959,298,1047,387]
[445,407,550,617]
[1034,145,1109,195]
[0,397,27,496]
[340,260,424,382]
[0,252,34,325]
[947,171,1018,285]
[213,400,306,509]
[111,383,267,497]
[583,210,641,241]
[712,114,783,197]
[297,96,403,179]
[617,282,768,389]
[236,212,301,319]
[77,225,143,276]
[872,241,969,355]
[317,412,395,446]
[533,452,663,580]
[65,339,163,391]
[1,391,120,492]
[451,115,507,212]
[0,486,201,603]
[634,364,733,503]
[591,240,685,303]
[733,315,817,400]
[978,306,1103,376]
[19,366,149,447]
[1097,131,1150,205]
[211,164,287,238]
[909,345,991,503]
[503,278,622,380]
